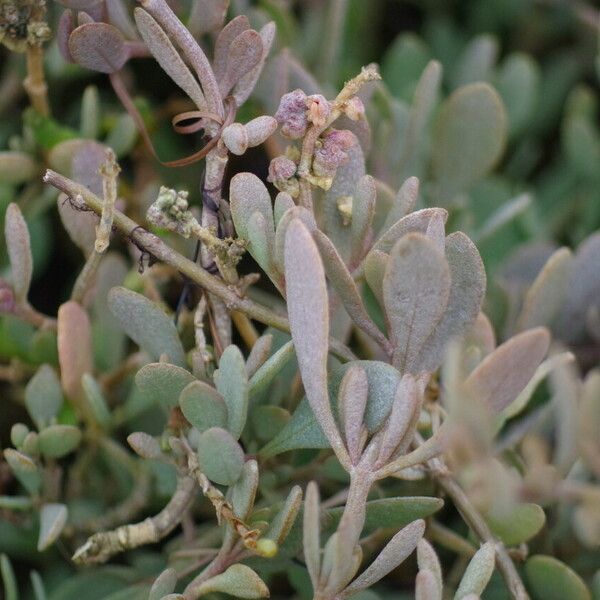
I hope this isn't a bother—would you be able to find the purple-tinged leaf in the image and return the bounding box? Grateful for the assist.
[346,519,425,592]
[245,334,273,378]
[233,21,276,106]
[5,203,33,303]
[351,175,376,264]
[56,0,102,9]
[417,539,443,589]
[380,176,420,235]
[375,208,448,254]
[219,30,263,97]
[364,249,388,306]
[338,365,369,464]
[213,15,250,82]
[134,8,206,110]
[517,247,572,331]
[314,230,391,354]
[188,0,230,37]
[376,374,419,465]
[106,0,139,40]
[275,205,316,274]
[69,23,129,73]
[465,327,550,413]
[425,210,446,251]
[303,481,321,587]
[57,301,93,402]
[57,10,75,62]
[284,219,348,464]
[383,233,451,374]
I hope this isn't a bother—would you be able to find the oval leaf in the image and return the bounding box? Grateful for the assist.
[38,503,68,551]
[69,23,128,73]
[38,425,82,458]
[5,203,33,303]
[108,287,186,367]
[197,427,244,486]
[179,381,228,433]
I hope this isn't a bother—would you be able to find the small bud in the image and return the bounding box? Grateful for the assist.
[267,156,299,197]
[274,89,309,139]
[306,94,331,127]
[0,279,16,314]
[11,424,29,449]
[344,96,365,121]
[255,538,278,558]
[312,129,355,178]
[128,432,162,459]
[222,123,249,156]
[245,116,278,147]
[147,187,198,238]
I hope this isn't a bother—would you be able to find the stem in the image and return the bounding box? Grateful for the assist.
[71,250,102,304]
[72,474,197,564]
[14,301,56,330]
[43,169,356,363]
[24,45,49,116]
[435,472,529,600]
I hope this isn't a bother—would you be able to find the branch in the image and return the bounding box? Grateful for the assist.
[72,474,196,564]
[43,169,356,363]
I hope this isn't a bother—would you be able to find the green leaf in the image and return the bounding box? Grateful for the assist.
[149,568,177,600]
[215,345,249,439]
[197,427,245,486]
[251,405,290,442]
[0,152,37,185]
[3,449,41,495]
[525,555,591,600]
[383,233,451,373]
[30,571,47,600]
[495,53,540,137]
[38,425,82,458]
[260,360,401,457]
[486,503,545,546]
[179,381,228,433]
[38,503,68,551]
[248,340,295,397]
[382,33,432,102]
[108,287,186,367]
[135,362,195,410]
[193,564,269,598]
[25,365,63,430]
[432,82,507,202]
[81,374,111,429]
[452,34,498,88]
[5,203,33,303]
[0,553,17,600]
[327,497,443,532]
[229,459,259,520]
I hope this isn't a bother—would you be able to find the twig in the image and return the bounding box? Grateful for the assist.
[43,169,356,363]
[72,474,197,564]
[24,44,49,116]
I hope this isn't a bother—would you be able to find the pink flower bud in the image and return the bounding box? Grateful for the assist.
[312,129,355,178]
[306,94,331,127]
[268,156,297,183]
[0,279,16,314]
[267,156,299,196]
[274,89,309,139]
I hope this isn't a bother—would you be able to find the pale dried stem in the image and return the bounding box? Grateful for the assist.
[43,169,356,362]
[24,45,49,116]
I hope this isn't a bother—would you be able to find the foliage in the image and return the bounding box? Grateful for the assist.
[0,1,599,599]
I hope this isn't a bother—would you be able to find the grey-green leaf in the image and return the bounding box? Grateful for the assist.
[197,427,245,486]
[108,287,186,367]
[81,374,111,429]
[215,345,248,439]
[25,365,63,430]
[179,381,228,433]
[38,425,82,458]
[327,497,443,532]
[416,232,486,373]
[135,362,195,410]
[5,203,33,303]
[192,564,269,599]
[149,568,177,600]
[454,542,496,599]
[3,448,41,494]
[383,233,451,373]
[432,82,507,202]
[38,503,68,551]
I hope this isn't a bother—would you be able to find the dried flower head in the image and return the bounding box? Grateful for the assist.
[312,129,355,178]
[274,89,309,139]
